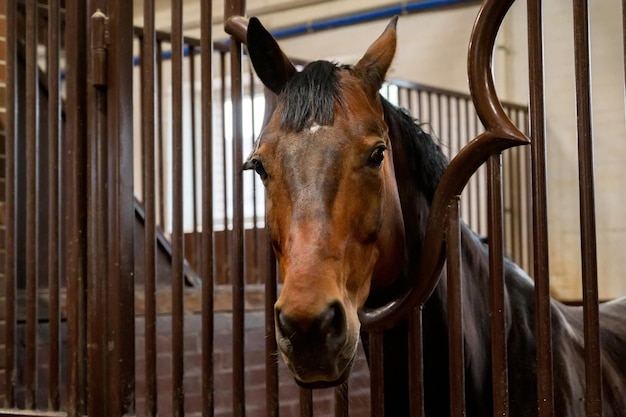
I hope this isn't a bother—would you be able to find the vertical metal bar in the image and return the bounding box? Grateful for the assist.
[446,196,465,417]
[572,1,603,415]
[171,0,186,414]
[24,0,39,407]
[157,41,166,229]
[369,332,384,417]
[623,0,626,92]
[230,36,246,417]
[87,8,108,415]
[105,0,136,410]
[265,252,279,417]
[334,382,349,417]
[4,0,17,408]
[408,309,425,417]
[201,1,215,415]
[225,1,246,414]
[456,98,462,157]
[142,0,158,414]
[219,51,229,284]
[436,93,442,152]
[47,0,61,409]
[249,65,259,284]
[189,46,199,244]
[64,0,89,413]
[487,153,509,416]
[299,388,313,417]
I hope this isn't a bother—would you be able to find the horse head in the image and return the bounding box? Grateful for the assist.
[245,17,407,388]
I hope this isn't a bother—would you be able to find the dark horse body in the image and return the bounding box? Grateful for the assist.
[245,17,626,417]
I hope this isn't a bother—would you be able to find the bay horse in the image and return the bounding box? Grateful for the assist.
[244,17,626,416]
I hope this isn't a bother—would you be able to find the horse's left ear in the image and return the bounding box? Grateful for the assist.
[353,16,398,96]
[247,17,297,95]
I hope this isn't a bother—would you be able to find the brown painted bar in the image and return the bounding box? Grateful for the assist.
[157,41,167,229]
[487,154,509,416]
[24,0,39,407]
[4,0,17,408]
[106,0,136,411]
[369,332,384,417]
[265,213,279,416]
[526,1,555,404]
[220,51,229,285]
[623,0,626,91]
[141,0,158,414]
[201,0,215,415]
[446,196,465,417]
[189,47,199,240]
[224,3,247,417]
[572,1,603,415]
[63,0,89,413]
[171,0,186,414]
[299,388,313,417]
[87,8,109,415]
[408,310,425,417]
[334,382,349,417]
[230,35,247,417]
[47,0,61,409]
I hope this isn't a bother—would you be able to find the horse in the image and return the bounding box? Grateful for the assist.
[243,16,626,417]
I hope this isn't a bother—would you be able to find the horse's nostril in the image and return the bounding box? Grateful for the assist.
[275,302,347,350]
[276,308,298,340]
[320,302,346,348]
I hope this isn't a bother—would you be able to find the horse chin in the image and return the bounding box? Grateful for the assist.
[293,354,355,389]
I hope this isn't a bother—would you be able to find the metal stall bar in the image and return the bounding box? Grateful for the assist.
[24,0,39,407]
[261,90,280,417]
[201,0,216,415]
[189,47,200,262]
[4,0,17,408]
[335,381,349,417]
[141,0,158,414]
[369,332,384,417]
[224,5,247,416]
[467,1,529,415]
[171,0,186,414]
[527,0,554,413]
[265,246,279,417]
[408,310,424,417]
[86,7,108,413]
[63,0,89,413]
[623,1,626,96]
[446,196,465,417]
[157,40,167,229]
[572,1,603,415]
[47,0,61,410]
[299,388,313,417]
[486,153,509,416]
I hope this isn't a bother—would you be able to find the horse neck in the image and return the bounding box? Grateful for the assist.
[389,122,494,397]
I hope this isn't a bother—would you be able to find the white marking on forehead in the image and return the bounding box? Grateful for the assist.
[309,123,323,133]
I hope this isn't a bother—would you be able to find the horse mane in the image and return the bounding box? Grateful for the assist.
[381,99,448,202]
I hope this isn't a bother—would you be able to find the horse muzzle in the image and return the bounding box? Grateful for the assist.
[275,300,358,387]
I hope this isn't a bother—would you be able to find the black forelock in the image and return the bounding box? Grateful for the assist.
[278,60,345,132]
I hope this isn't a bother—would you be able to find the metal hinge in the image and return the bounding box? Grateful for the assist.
[90,9,109,88]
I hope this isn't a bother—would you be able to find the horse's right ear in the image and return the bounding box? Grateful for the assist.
[247,17,297,95]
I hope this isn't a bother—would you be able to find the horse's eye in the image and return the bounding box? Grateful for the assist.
[368,146,386,168]
[253,159,268,180]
